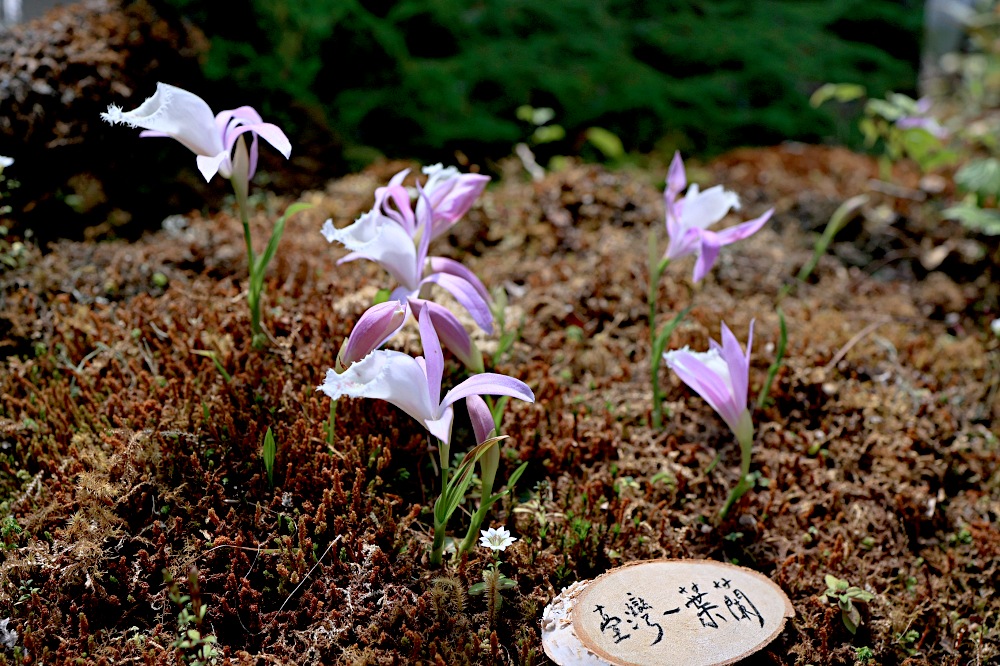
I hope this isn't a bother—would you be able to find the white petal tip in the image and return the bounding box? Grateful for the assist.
[320,219,337,243]
[101,104,131,127]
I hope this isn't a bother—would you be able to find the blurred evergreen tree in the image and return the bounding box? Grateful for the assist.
[162,0,922,162]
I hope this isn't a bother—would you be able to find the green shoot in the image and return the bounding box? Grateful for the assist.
[261,427,276,487]
[755,307,787,409]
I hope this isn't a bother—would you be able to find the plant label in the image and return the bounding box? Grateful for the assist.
[542,559,794,666]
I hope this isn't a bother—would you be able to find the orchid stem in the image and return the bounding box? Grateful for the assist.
[430,519,447,566]
[718,419,755,520]
[755,307,787,410]
[326,399,337,445]
[651,305,691,429]
[648,255,671,428]
[238,202,266,349]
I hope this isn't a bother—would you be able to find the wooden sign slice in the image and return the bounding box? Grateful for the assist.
[543,560,794,666]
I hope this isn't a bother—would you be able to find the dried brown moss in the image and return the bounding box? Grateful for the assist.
[0,148,997,664]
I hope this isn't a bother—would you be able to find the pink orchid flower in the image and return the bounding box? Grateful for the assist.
[317,308,532,447]
[663,320,754,445]
[322,182,493,369]
[101,82,291,182]
[664,152,773,282]
[374,165,489,242]
[896,98,948,139]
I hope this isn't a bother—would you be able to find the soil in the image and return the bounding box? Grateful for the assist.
[0,144,997,665]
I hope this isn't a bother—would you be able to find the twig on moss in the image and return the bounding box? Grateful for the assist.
[277,534,342,613]
[823,320,887,371]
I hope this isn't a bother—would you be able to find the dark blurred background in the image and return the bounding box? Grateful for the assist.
[0,0,924,240]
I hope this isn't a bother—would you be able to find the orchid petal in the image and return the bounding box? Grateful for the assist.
[421,272,494,333]
[663,347,742,429]
[321,212,421,289]
[418,307,444,407]
[317,351,438,428]
[666,225,701,261]
[424,170,490,240]
[681,184,740,231]
[376,183,416,234]
[714,209,773,245]
[339,300,407,367]
[440,373,534,412]
[101,83,224,159]
[409,299,482,372]
[425,412,454,445]
[693,230,722,283]
[427,257,491,305]
[718,321,749,404]
[221,122,291,159]
[196,151,230,182]
[413,181,434,268]
[666,151,686,201]
[466,395,496,444]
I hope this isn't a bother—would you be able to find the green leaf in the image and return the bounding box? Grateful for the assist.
[955,158,1000,198]
[842,602,861,634]
[498,576,518,590]
[532,124,565,144]
[434,435,508,526]
[585,126,625,161]
[900,128,942,164]
[866,98,904,121]
[846,588,875,602]
[809,82,866,107]
[468,582,487,595]
[942,203,1000,236]
[262,427,276,487]
[191,350,233,384]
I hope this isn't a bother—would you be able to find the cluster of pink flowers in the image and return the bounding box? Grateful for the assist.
[318,165,534,450]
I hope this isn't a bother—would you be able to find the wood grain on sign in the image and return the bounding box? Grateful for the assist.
[571,560,794,666]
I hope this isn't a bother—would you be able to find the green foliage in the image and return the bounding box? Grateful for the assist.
[430,435,507,565]
[261,427,276,487]
[955,158,1000,200]
[944,159,1000,236]
[469,563,517,626]
[824,574,876,635]
[168,0,921,160]
[755,307,787,409]
[165,569,221,666]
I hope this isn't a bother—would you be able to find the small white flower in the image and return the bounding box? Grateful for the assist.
[479,526,517,551]
[991,317,1000,338]
[0,156,12,169]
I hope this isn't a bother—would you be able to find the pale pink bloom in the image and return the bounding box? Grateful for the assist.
[318,308,532,446]
[102,82,291,182]
[664,152,772,282]
[321,205,493,334]
[375,165,489,241]
[663,321,755,444]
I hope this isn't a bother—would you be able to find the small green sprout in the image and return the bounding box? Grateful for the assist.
[165,568,220,666]
[261,427,276,487]
[824,574,875,634]
[854,646,875,664]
